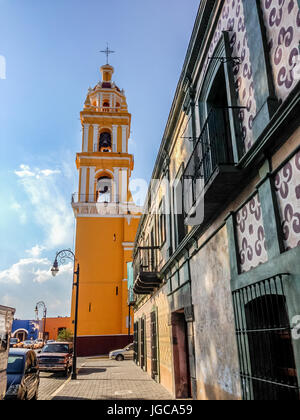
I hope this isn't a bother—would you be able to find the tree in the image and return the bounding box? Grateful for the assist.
[56,328,73,342]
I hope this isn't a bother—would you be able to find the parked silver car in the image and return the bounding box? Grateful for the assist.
[109,343,134,361]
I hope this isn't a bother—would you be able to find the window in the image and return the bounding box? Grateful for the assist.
[232,274,299,400]
[43,343,70,353]
[173,174,186,247]
[158,201,166,247]
[7,355,24,374]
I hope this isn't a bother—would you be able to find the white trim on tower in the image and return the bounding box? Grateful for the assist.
[88,167,96,202]
[83,124,90,152]
[120,168,128,203]
[112,125,118,153]
[80,167,87,202]
[113,167,120,203]
[121,125,127,153]
[93,124,99,152]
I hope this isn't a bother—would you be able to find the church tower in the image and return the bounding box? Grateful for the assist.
[71,63,141,356]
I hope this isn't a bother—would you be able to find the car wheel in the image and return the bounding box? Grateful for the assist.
[116,354,124,361]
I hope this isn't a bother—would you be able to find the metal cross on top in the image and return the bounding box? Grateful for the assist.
[100,44,115,65]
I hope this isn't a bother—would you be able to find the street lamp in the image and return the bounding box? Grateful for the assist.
[51,249,79,380]
[35,301,47,342]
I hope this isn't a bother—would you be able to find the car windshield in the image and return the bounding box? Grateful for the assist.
[7,355,24,374]
[123,344,133,350]
[42,344,70,353]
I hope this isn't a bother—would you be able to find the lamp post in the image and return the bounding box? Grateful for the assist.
[51,249,79,380]
[35,301,47,342]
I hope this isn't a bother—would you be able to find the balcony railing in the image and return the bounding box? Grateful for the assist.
[133,246,161,294]
[71,194,141,216]
[89,106,122,113]
[183,107,243,224]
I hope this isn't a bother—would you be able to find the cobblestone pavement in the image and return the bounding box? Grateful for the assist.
[38,358,86,400]
[38,372,69,400]
[48,359,174,400]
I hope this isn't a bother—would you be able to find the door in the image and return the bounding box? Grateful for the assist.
[140,318,146,370]
[133,322,138,364]
[172,311,191,399]
[150,311,159,381]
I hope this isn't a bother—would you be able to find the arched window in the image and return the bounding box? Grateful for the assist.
[103,101,110,112]
[96,176,112,203]
[99,132,112,152]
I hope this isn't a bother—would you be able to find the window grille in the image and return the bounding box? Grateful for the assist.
[232,274,299,400]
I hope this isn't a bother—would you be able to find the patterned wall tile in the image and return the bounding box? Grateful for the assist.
[203,0,257,154]
[260,0,300,101]
[275,151,300,250]
[236,194,268,272]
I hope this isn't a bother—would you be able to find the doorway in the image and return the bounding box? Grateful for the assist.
[15,330,27,342]
[172,310,191,399]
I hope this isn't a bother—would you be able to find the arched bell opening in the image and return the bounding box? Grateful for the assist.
[96,176,112,203]
[99,131,112,153]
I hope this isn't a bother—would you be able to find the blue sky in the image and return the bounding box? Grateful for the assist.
[0,0,200,319]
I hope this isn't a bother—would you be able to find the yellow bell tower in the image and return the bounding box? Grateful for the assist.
[71,63,141,356]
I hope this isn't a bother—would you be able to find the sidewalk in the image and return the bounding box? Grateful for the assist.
[51,359,174,400]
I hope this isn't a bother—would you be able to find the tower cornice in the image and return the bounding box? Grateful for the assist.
[75,153,134,171]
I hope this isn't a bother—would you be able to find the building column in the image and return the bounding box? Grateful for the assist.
[257,173,284,259]
[88,167,96,202]
[121,125,127,153]
[112,125,118,153]
[120,168,128,203]
[80,167,87,202]
[113,167,120,203]
[93,124,99,152]
[83,124,90,153]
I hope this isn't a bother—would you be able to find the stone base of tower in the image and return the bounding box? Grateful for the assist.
[76,335,133,357]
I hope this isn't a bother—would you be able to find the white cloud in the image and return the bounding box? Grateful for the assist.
[14,164,74,250]
[39,169,61,177]
[0,257,51,284]
[14,165,61,179]
[14,164,35,178]
[26,245,46,258]
[10,199,27,224]
[0,257,73,319]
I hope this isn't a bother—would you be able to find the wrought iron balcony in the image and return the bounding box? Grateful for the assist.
[183,107,243,225]
[133,246,161,295]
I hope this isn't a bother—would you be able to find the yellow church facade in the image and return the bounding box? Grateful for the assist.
[71,64,141,356]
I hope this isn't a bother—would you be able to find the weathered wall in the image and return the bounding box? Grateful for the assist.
[190,226,241,400]
[134,286,174,395]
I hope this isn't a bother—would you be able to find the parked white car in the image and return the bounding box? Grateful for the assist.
[109,343,134,361]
